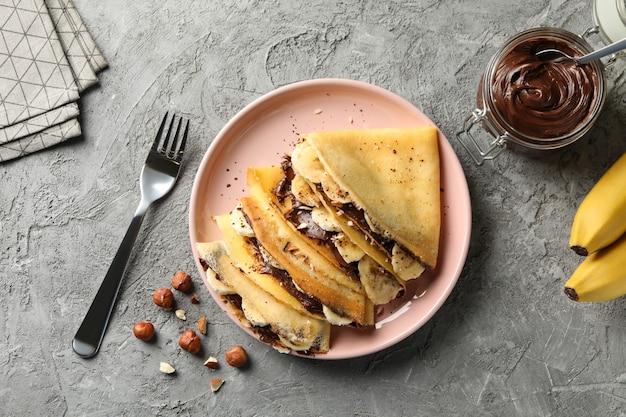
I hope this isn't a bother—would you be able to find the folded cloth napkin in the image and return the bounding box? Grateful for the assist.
[0,0,107,162]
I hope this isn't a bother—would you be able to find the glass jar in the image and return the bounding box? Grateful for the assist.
[457,27,607,165]
[593,0,626,46]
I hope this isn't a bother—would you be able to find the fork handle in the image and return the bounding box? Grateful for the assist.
[72,202,149,358]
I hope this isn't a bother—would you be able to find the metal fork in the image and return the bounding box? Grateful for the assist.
[72,113,189,358]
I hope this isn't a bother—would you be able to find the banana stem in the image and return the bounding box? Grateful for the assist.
[570,245,588,256]
[564,287,579,301]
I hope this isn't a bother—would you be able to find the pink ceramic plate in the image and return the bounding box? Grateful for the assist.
[189,79,471,359]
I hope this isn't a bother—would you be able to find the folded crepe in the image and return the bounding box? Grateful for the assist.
[290,126,441,274]
[196,240,331,354]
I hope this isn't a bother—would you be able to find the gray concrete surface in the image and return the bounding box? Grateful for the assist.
[3,0,626,416]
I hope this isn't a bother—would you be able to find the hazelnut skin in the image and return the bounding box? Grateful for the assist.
[133,321,155,341]
[225,345,248,368]
[153,288,174,309]
[179,329,202,354]
[172,271,193,292]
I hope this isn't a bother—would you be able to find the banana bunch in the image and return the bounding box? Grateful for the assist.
[565,152,626,302]
[564,233,626,302]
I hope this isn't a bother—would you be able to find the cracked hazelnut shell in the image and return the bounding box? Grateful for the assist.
[178,329,201,354]
[172,271,193,292]
[153,288,174,309]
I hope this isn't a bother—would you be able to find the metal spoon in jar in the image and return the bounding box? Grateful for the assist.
[536,36,626,65]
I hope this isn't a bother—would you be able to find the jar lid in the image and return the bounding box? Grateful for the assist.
[594,0,626,43]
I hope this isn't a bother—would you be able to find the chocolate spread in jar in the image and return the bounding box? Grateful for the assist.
[490,38,599,139]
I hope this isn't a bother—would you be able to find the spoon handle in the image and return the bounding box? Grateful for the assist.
[579,37,626,64]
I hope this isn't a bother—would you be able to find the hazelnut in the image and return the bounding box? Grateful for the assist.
[225,345,248,368]
[153,288,174,309]
[198,315,207,335]
[178,329,201,354]
[132,321,155,341]
[172,271,193,292]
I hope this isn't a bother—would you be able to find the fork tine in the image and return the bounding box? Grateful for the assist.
[152,113,169,153]
[160,115,177,155]
[172,119,189,162]
[165,117,182,159]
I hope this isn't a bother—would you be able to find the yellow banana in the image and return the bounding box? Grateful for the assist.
[569,152,626,256]
[564,232,626,302]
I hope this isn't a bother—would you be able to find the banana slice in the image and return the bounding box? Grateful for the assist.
[311,206,342,232]
[292,140,352,204]
[241,298,270,327]
[391,244,425,281]
[321,172,351,204]
[291,174,319,207]
[332,232,365,263]
[291,139,325,183]
[322,305,353,325]
[358,255,404,305]
[204,267,236,295]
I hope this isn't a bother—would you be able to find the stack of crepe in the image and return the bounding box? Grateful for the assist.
[196,126,441,354]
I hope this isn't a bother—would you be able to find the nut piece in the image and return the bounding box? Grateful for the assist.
[175,309,187,321]
[225,345,248,368]
[178,329,201,354]
[159,361,176,374]
[153,288,174,309]
[132,321,155,341]
[210,378,224,392]
[172,271,193,292]
[203,356,218,369]
[190,293,200,304]
[198,315,207,335]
